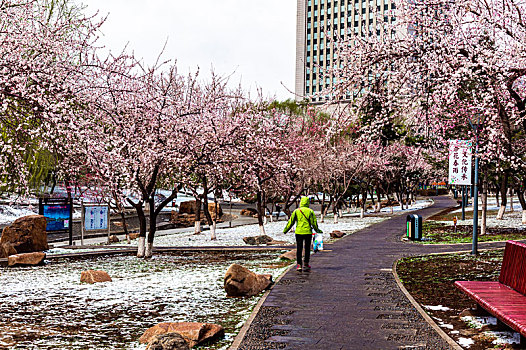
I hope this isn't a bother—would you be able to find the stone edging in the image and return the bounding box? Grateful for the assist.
[392,258,463,350]
[229,262,295,350]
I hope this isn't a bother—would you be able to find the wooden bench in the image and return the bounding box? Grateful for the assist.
[455,240,526,342]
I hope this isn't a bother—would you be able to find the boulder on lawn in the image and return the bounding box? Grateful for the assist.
[240,208,258,216]
[0,215,48,258]
[267,240,288,246]
[108,235,119,243]
[224,263,272,297]
[7,252,46,267]
[140,322,224,348]
[330,230,345,238]
[80,270,112,284]
[179,201,196,215]
[243,235,274,245]
[279,250,297,260]
[146,333,189,350]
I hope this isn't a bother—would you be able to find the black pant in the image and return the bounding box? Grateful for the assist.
[295,234,312,266]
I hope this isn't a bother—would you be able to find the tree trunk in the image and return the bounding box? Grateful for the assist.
[516,184,526,225]
[510,188,514,213]
[120,211,130,244]
[495,182,500,207]
[130,201,147,258]
[113,191,130,243]
[376,189,382,213]
[263,191,269,224]
[397,192,404,210]
[320,193,326,223]
[194,196,202,234]
[145,196,157,259]
[497,173,509,220]
[201,180,215,240]
[256,191,265,235]
[333,202,338,224]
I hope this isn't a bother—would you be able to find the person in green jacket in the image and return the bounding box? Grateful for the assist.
[283,196,322,271]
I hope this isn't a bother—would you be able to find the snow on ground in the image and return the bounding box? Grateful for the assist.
[441,195,525,228]
[0,252,287,349]
[460,315,497,328]
[448,209,524,229]
[423,305,451,312]
[451,196,522,213]
[0,205,37,225]
[482,331,521,345]
[457,337,474,348]
[123,200,432,247]
[134,216,388,247]
[379,199,434,214]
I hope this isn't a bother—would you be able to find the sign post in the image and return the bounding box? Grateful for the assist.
[81,203,111,245]
[39,198,74,246]
[448,140,473,186]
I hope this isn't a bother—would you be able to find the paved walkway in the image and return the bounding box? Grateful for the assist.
[238,197,509,350]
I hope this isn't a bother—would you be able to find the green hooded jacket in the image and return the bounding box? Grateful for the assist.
[283,197,322,235]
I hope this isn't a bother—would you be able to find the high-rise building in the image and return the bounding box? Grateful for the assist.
[295,0,396,101]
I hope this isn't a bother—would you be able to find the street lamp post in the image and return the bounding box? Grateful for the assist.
[469,115,483,255]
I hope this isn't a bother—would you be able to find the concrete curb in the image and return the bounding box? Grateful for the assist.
[0,246,294,265]
[392,258,463,350]
[229,263,295,350]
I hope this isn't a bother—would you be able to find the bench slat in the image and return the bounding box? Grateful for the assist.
[455,280,526,336]
[499,241,526,295]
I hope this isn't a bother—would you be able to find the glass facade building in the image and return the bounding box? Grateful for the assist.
[295,0,396,101]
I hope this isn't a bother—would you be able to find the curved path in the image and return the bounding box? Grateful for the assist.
[237,197,508,350]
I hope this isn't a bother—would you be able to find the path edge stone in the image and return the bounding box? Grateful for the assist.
[229,263,295,350]
[392,258,463,350]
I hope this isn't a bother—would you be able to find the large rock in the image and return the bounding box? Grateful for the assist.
[80,270,112,284]
[140,322,224,348]
[279,249,297,260]
[146,333,189,350]
[224,264,272,297]
[7,252,46,266]
[243,235,274,245]
[266,240,288,246]
[240,208,258,216]
[0,215,48,258]
[330,230,345,238]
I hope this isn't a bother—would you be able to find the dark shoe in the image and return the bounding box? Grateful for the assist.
[296,264,302,271]
[304,265,311,272]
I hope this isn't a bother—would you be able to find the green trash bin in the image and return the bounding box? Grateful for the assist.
[406,214,423,241]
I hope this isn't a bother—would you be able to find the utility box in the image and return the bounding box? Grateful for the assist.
[406,214,423,241]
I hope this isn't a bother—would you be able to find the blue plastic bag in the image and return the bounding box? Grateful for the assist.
[313,232,323,252]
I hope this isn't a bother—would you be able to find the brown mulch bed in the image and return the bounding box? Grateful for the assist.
[397,250,526,349]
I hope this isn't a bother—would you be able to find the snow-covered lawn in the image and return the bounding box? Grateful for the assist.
[0,252,287,350]
[0,205,37,225]
[446,196,525,229]
[452,211,525,229]
[379,198,434,214]
[149,217,387,247]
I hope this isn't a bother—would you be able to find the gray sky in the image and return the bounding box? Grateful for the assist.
[80,0,297,100]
